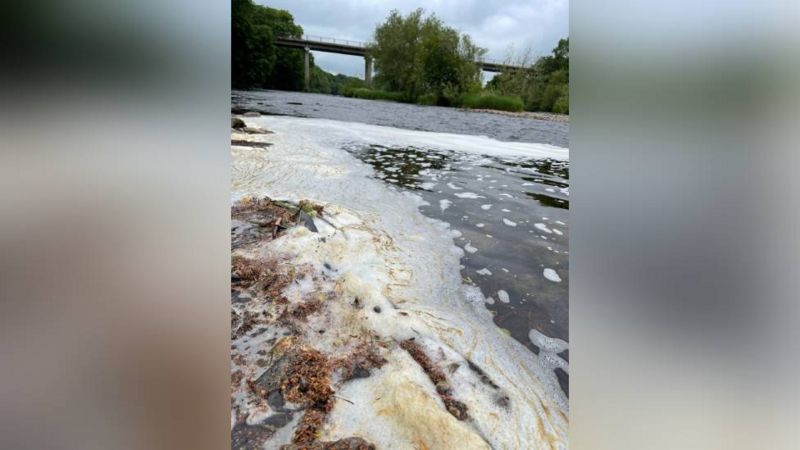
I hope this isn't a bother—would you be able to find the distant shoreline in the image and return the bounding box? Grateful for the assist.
[465,108,570,123]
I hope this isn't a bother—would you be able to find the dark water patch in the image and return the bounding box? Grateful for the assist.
[358,144,451,190]
[526,192,569,209]
[345,144,569,351]
[554,368,569,397]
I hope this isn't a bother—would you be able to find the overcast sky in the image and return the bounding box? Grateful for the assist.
[258,0,568,79]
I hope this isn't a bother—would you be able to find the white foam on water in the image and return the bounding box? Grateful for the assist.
[543,268,562,283]
[497,290,511,303]
[233,115,568,449]
[480,204,492,210]
[454,192,484,199]
[476,223,485,228]
[476,268,492,276]
[439,199,452,212]
[502,208,511,212]
[528,329,569,375]
[528,329,569,354]
[503,218,517,227]
[256,115,568,160]
[403,191,430,207]
[447,182,463,190]
[419,182,437,190]
[552,228,563,236]
[534,223,553,233]
[464,242,478,254]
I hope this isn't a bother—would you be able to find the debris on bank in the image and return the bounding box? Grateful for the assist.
[232,113,275,136]
[230,196,499,449]
[232,197,385,449]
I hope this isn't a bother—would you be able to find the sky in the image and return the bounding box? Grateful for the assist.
[258,0,568,79]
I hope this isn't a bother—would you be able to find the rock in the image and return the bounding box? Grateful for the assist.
[231,139,272,149]
[295,210,318,232]
[351,366,371,379]
[231,421,276,449]
[262,412,293,428]
[243,127,273,134]
[232,117,246,129]
[253,351,293,394]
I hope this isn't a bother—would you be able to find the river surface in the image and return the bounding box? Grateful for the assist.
[232,90,568,147]
[232,89,569,395]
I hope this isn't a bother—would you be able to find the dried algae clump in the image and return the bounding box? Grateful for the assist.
[298,199,325,216]
[281,347,334,409]
[400,339,470,420]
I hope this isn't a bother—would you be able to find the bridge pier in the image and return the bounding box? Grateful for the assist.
[364,56,373,85]
[304,46,311,92]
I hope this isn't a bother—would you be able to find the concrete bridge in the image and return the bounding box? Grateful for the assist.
[274,35,525,91]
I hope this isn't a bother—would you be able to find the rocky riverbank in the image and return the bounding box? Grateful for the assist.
[465,108,570,123]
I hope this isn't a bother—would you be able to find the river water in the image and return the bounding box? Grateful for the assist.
[232,89,569,395]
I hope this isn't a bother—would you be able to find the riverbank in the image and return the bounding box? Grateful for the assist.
[231,115,568,449]
[342,89,569,121]
[465,108,570,123]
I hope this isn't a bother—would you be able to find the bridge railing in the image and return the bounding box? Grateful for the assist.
[294,35,370,49]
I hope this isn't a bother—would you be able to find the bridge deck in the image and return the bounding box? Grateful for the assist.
[275,35,525,73]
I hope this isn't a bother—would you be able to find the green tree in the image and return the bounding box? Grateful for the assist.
[370,9,425,98]
[232,0,275,89]
[231,0,305,90]
[369,9,485,102]
[486,37,569,113]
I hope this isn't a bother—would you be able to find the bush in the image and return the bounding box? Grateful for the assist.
[458,93,524,112]
[416,93,438,105]
[343,88,405,102]
[552,91,569,114]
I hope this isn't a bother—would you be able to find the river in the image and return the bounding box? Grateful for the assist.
[232,89,569,396]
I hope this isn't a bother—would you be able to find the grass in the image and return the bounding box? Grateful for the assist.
[458,93,525,112]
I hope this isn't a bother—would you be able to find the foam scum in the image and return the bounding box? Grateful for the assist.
[231,115,568,450]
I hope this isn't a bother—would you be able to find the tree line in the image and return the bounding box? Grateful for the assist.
[232,0,363,93]
[232,2,568,114]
